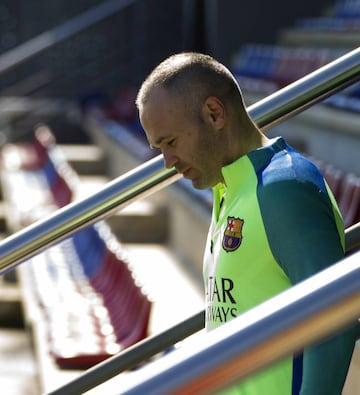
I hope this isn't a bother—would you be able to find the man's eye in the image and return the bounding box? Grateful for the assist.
[168,139,176,147]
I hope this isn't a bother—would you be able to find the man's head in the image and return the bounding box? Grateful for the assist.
[136,52,245,120]
[136,52,257,189]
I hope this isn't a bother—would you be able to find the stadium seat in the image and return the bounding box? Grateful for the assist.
[323,164,344,200]
[337,173,360,227]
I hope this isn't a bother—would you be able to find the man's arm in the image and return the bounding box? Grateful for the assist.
[259,180,358,394]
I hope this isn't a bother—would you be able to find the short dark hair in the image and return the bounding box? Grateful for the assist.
[136,52,245,118]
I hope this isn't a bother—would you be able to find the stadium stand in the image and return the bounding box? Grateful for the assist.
[231,0,360,112]
[26,223,151,370]
[0,127,152,367]
[0,126,203,392]
[0,126,74,228]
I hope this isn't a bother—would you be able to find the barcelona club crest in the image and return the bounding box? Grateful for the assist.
[222,216,244,252]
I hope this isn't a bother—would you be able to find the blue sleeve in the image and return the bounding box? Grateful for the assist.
[258,179,357,394]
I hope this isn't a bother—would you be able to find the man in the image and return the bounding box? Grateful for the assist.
[135,52,357,394]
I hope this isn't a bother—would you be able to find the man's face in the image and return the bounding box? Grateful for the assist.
[139,88,223,190]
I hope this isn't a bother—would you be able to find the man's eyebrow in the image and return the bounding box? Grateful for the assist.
[150,136,169,149]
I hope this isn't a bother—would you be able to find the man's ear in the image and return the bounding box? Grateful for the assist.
[201,96,226,130]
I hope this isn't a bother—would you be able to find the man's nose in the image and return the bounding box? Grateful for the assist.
[162,149,177,169]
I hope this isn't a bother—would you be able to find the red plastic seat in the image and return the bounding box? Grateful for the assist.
[111,288,151,346]
[50,172,73,207]
[337,174,360,227]
[89,249,134,296]
[47,245,151,369]
[0,141,49,170]
[323,164,344,201]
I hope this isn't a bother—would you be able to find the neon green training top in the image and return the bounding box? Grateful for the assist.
[203,137,357,395]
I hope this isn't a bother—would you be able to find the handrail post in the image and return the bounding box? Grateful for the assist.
[345,222,360,254]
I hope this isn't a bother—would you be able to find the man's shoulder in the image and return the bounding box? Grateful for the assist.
[260,147,326,192]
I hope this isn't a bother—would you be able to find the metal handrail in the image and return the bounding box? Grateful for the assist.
[0,155,179,274]
[0,47,359,276]
[45,47,360,395]
[0,0,136,76]
[345,222,360,254]
[119,250,360,395]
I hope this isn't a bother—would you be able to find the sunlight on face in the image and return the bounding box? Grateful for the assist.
[140,87,223,189]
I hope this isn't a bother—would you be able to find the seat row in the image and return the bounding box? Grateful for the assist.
[0,125,74,228]
[231,44,348,92]
[230,1,360,111]
[296,0,360,30]
[0,126,152,369]
[26,221,151,369]
[295,16,360,31]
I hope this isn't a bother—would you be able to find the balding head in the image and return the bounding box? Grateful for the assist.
[136,52,246,121]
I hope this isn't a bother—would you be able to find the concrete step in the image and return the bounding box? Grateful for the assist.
[0,203,8,233]
[123,243,203,334]
[0,226,24,328]
[0,232,21,297]
[0,327,40,395]
[0,279,24,328]
[106,202,169,243]
[75,175,170,244]
[59,144,108,175]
